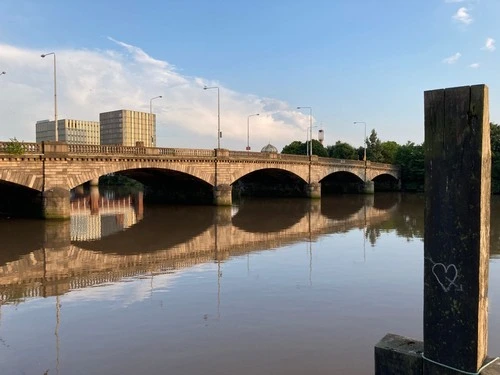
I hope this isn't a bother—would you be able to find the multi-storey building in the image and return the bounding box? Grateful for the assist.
[36,119,100,145]
[99,109,156,147]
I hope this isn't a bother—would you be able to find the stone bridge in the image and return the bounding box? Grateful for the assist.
[0,141,400,219]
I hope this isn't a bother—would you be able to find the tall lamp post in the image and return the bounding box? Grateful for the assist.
[150,95,162,146]
[246,113,259,151]
[41,52,58,142]
[354,121,367,162]
[297,106,313,156]
[203,86,221,149]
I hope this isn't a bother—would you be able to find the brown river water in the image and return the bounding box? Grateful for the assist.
[0,191,499,375]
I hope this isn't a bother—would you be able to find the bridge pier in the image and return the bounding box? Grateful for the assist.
[42,187,71,220]
[306,183,321,199]
[213,184,232,206]
[363,181,375,194]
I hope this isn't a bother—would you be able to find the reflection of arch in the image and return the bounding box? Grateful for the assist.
[0,219,46,264]
[320,195,366,221]
[372,193,401,211]
[232,199,309,233]
[74,205,214,254]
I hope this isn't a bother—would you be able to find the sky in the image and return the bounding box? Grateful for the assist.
[0,0,499,151]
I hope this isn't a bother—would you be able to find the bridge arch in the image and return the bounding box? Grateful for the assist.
[0,170,43,191]
[317,168,365,183]
[366,169,399,181]
[68,162,216,189]
[229,164,308,185]
[319,171,365,194]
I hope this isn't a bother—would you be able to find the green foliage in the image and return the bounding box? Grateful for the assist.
[366,129,384,162]
[99,174,143,189]
[327,141,358,160]
[380,141,400,164]
[311,139,328,157]
[280,124,500,193]
[281,141,306,155]
[281,140,327,157]
[394,141,424,191]
[4,138,25,155]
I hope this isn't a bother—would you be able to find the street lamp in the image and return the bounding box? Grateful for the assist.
[41,52,58,142]
[354,121,367,162]
[150,95,162,146]
[297,106,313,156]
[203,86,221,149]
[246,113,259,151]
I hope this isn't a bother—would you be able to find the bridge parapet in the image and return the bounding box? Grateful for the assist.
[0,141,41,154]
[67,144,216,158]
[227,150,308,161]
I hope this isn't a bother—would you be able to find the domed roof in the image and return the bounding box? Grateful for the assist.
[261,143,278,153]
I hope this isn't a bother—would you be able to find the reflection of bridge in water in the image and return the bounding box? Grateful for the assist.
[0,192,400,305]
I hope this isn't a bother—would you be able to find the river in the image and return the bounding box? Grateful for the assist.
[0,191,499,374]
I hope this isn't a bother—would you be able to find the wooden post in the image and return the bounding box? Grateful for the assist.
[423,85,490,373]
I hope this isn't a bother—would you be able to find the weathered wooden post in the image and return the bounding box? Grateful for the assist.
[424,84,490,373]
[374,84,500,374]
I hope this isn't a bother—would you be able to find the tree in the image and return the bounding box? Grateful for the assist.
[310,139,328,157]
[327,141,358,160]
[366,129,384,162]
[4,138,25,155]
[394,141,424,191]
[281,140,327,157]
[281,141,306,155]
[380,141,400,164]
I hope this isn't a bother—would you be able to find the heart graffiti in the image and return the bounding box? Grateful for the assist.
[431,263,462,292]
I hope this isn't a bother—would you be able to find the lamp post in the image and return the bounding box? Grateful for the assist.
[204,86,221,149]
[297,106,313,156]
[41,52,58,142]
[354,121,367,162]
[150,95,162,146]
[246,113,259,151]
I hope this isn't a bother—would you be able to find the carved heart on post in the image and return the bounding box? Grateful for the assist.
[432,263,458,292]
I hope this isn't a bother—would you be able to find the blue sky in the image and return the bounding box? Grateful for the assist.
[0,0,498,151]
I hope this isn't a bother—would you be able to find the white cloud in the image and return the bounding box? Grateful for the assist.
[452,7,473,25]
[442,52,462,64]
[445,0,466,3]
[0,39,311,151]
[482,37,496,51]
[469,63,480,68]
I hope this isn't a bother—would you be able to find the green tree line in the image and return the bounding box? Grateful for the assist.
[282,123,500,193]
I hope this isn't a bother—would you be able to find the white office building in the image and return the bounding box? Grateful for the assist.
[36,119,100,145]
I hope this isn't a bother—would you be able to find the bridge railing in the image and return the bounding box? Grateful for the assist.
[0,142,41,154]
[317,156,366,167]
[158,148,215,157]
[227,151,309,161]
[68,144,216,158]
